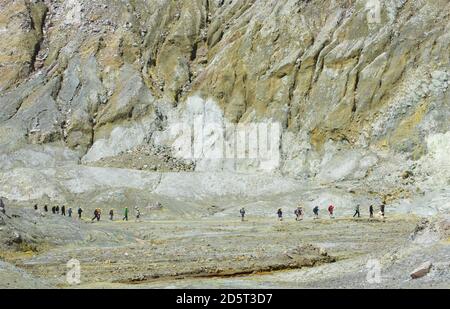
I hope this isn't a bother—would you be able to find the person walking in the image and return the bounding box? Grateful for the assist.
[44,205,48,212]
[298,206,304,220]
[123,207,128,221]
[0,197,6,214]
[52,206,56,214]
[0,197,10,219]
[68,207,73,218]
[380,202,385,218]
[313,206,319,219]
[55,205,60,215]
[277,208,283,221]
[61,205,66,216]
[369,205,374,218]
[294,206,303,221]
[92,209,98,222]
[294,207,303,221]
[92,208,101,221]
[328,204,335,218]
[109,209,114,221]
[353,204,360,218]
[240,208,246,221]
[77,207,83,219]
[135,207,141,221]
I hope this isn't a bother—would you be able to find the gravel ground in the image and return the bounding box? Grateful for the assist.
[3,207,446,289]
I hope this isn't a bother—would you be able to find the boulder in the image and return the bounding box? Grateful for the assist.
[410,261,433,279]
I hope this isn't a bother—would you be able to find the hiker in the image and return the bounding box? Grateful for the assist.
[277,208,283,221]
[353,204,360,218]
[240,208,246,221]
[34,204,38,211]
[328,204,335,218]
[123,207,128,221]
[135,207,141,221]
[52,206,56,214]
[313,206,319,219]
[55,205,60,214]
[92,208,101,221]
[0,197,5,214]
[44,205,48,212]
[68,207,73,218]
[91,208,101,221]
[61,205,66,216]
[380,202,385,218]
[294,207,302,221]
[109,209,114,221]
[298,206,304,220]
[77,207,83,219]
[369,205,374,218]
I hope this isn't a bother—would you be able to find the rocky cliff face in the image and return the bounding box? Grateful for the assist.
[0,0,449,210]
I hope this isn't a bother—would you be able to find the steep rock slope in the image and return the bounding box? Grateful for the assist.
[0,0,449,196]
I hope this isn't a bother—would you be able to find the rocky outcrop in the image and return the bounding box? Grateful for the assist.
[410,215,450,244]
[0,0,449,213]
[1,0,448,172]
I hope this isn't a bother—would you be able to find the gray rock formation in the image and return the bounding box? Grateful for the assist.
[0,0,448,214]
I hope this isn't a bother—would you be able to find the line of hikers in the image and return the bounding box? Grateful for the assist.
[89,207,135,221]
[239,202,386,221]
[32,204,81,218]
[29,203,141,222]
[2,196,386,223]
